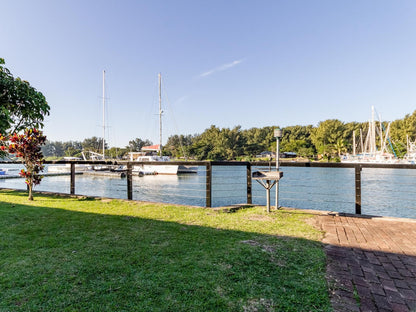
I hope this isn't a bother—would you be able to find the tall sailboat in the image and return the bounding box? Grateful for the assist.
[101,70,106,159]
[131,73,197,174]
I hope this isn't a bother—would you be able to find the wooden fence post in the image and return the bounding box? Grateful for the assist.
[206,162,212,207]
[247,163,252,204]
[355,165,362,214]
[70,163,75,195]
[127,163,133,200]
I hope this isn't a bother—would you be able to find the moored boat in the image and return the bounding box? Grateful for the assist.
[342,106,399,164]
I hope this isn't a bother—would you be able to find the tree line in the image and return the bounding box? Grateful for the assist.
[3,57,416,162]
[42,109,416,161]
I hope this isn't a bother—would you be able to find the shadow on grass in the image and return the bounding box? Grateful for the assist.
[0,190,331,312]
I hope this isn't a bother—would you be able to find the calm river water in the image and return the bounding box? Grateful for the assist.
[1,164,415,219]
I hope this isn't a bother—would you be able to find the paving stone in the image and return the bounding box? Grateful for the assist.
[405,276,416,286]
[377,256,391,263]
[387,254,401,261]
[350,265,364,277]
[377,308,393,312]
[352,274,369,287]
[380,278,398,292]
[407,299,416,310]
[375,270,391,280]
[392,260,407,270]
[355,284,372,299]
[388,270,405,280]
[389,302,410,312]
[399,288,416,301]
[373,294,392,310]
[394,279,411,289]
[385,289,406,304]
[359,299,377,312]
[398,268,415,278]
[401,256,416,266]
[333,302,360,312]
[369,282,385,296]
[382,262,397,272]
[363,270,380,284]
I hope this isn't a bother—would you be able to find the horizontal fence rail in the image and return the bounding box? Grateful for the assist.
[1,160,415,217]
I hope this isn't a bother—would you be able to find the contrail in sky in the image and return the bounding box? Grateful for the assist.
[199,59,245,78]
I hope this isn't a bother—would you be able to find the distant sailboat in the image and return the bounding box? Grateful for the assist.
[48,71,108,173]
[130,74,197,174]
[342,106,398,164]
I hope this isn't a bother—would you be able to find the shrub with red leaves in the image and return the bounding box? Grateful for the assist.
[0,128,46,200]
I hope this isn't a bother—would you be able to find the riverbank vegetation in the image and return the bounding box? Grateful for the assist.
[41,110,416,161]
[0,189,331,311]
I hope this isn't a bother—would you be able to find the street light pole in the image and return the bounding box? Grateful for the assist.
[274,128,282,209]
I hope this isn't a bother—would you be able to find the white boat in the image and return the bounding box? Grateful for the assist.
[403,136,416,164]
[129,147,199,175]
[131,154,178,175]
[48,157,92,173]
[0,167,22,176]
[342,106,399,164]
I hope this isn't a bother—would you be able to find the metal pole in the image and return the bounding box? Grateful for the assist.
[266,182,271,213]
[275,136,280,209]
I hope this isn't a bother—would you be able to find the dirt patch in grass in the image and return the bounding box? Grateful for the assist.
[246,215,274,221]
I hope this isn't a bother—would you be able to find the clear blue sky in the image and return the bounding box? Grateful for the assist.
[2,0,416,147]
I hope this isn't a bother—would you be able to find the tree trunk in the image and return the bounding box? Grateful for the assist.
[28,183,33,201]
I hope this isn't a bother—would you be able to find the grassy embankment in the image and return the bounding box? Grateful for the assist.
[0,189,331,311]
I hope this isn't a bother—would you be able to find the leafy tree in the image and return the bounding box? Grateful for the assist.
[128,138,153,152]
[82,137,106,153]
[190,125,246,160]
[343,122,364,154]
[280,125,315,157]
[219,126,245,159]
[311,119,346,157]
[64,146,81,158]
[190,125,218,160]
[390,110,416,157]
[0,128,46,200]
[164,134,194,158]
[241,126,275,156]
[106,147,128,159]
[333,138,347,157]
[0,58,50,135]
[42,141,62,157]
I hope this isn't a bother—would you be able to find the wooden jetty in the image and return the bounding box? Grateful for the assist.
[0,172,83,179]
[83,171,127,178]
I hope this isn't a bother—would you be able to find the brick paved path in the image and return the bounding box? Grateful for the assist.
[317,214,416,312]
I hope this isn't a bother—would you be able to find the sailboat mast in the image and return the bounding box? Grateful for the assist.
[371,106,376,154]
[158,73,163,156]
[353,130,356,156]
[102,70,106,159]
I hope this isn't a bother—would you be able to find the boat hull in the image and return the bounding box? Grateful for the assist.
[133,164,179,175]
[178,165,198,174]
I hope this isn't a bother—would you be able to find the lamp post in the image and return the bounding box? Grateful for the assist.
[274,128,283,209]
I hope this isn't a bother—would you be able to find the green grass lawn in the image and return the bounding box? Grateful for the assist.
[0,189,331,311]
